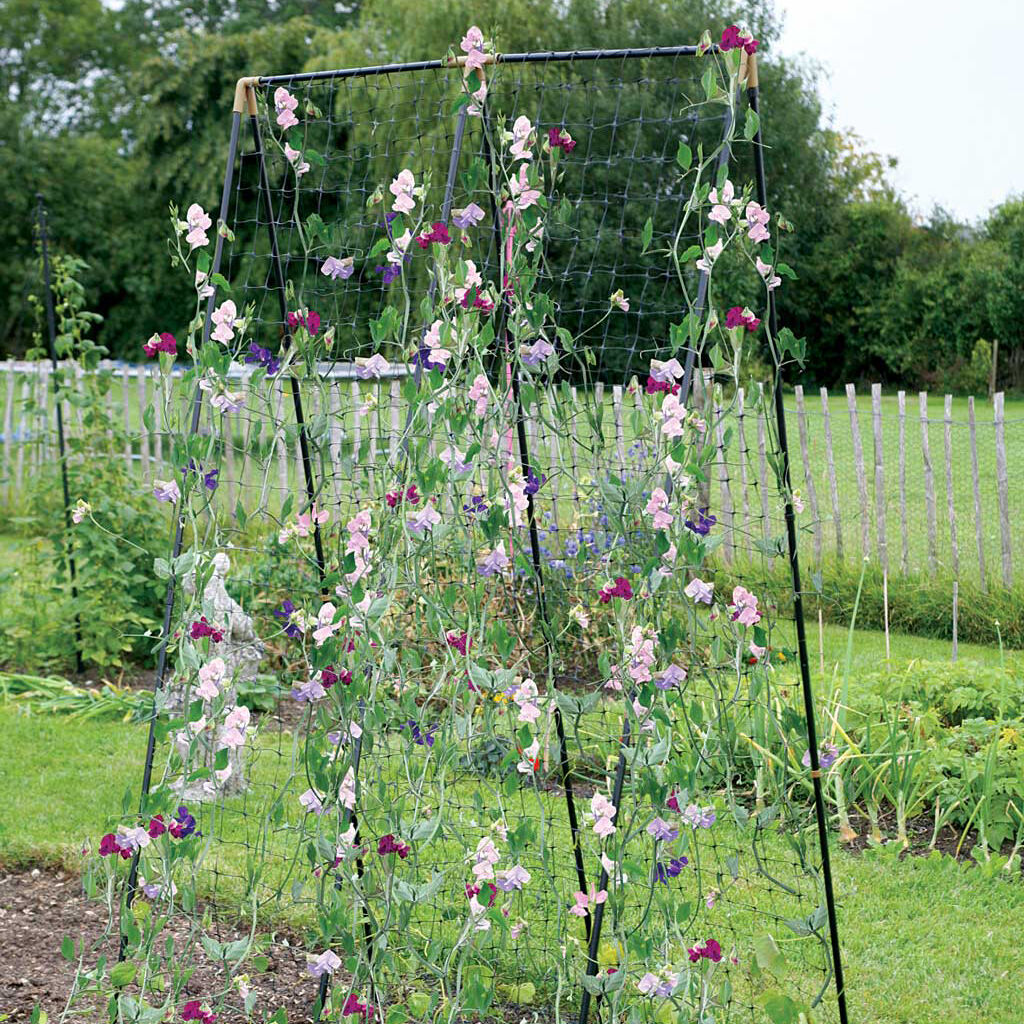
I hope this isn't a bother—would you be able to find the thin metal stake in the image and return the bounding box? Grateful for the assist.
[748,68,850,1024]
[478,105,592,929]
[36,194,83,675]
[246,108,326,585]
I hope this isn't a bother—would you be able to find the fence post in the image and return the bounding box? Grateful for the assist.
[919,392,938,574]
[897,390,909,575]
[870,384,888,572]
[845,383,870,559]
[967,396,987,590]
[2,367,14,505]
[994,391,1012,586]
[942,394,959,578]
[794,385,822,566]
[820,386,843,561]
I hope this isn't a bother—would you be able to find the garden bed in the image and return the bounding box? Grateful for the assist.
[0,866,314,1023]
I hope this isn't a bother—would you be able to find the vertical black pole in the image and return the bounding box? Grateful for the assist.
[578,69,747,1024]
[36,194,84,675]
[119,103,245,958]
[747,66,850,1024]
[478,101,592,930]
[246,106,327,586]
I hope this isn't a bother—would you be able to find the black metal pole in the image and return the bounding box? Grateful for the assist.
[478,106,592,928]
[36,194,84,675]
[119,106,245,958]
[246,110,327,586]
[748,74,850,1024]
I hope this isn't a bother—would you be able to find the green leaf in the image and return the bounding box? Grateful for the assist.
[753,933,786,974]
[675,141,692,170]
[701,67,716,100]
[641,217,653,252]
[759,991,805,1024]
[109,961,137,988]
[61,936,75,961]
[743,108,761,141]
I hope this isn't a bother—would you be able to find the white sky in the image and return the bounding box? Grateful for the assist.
[776,0,1021,223]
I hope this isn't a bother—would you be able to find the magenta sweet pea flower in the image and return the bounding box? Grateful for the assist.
[181,1001,216,1024]
[144,332,177,358]
[547,127,576,153]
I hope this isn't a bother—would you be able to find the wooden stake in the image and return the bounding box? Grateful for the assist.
[952,580,959,663]
[883,568,891,670]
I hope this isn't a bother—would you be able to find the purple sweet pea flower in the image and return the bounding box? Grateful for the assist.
[647,817,680,842]
[244,342,281,376]
[803,742,839,769]
[524,469,546,495]
[322,256,355,280]
[452,203,486,228]
[478,545,511,577]
[274,599,302,639]
[685,508,717,536]
[655,664,687,690]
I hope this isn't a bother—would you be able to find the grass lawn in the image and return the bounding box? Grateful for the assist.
[2,622,1023,1024]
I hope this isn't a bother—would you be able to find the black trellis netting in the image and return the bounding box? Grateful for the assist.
[86,38,849,1024]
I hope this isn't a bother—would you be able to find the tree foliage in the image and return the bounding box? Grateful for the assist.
[0,0,1017,390]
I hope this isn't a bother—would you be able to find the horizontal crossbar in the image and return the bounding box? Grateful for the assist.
[258,44,720,86]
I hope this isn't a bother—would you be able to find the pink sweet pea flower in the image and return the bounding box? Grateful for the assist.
[731,585,761,626]
[219,705,250,749]
[508,165,541,210]
[609,289,630,312]
[299,788,325,815]
[508,116,534,161]
[468,373,490,416]
[756,256,781,290]
[696,239,724,272]
[274,87,299,129]
[339,767,357,810]
[645,487,673,530]
[185,204,212,249]
[196,658,226,700]
[312,602,340,647]
[744,201,771,243]
[569,886,607,917]
[355,354,391,379]
[461,26,485,54]
[210,300,238,344]
[685,577,714,604]
[284,143,310,177]
[389,169,417,214]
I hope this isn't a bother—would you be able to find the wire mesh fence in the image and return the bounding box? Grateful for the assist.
[40,36,849,1024]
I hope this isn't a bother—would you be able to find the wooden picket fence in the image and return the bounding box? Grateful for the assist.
[1,361,1019,588]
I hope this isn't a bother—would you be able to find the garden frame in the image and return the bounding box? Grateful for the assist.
[117,39,850,1024]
